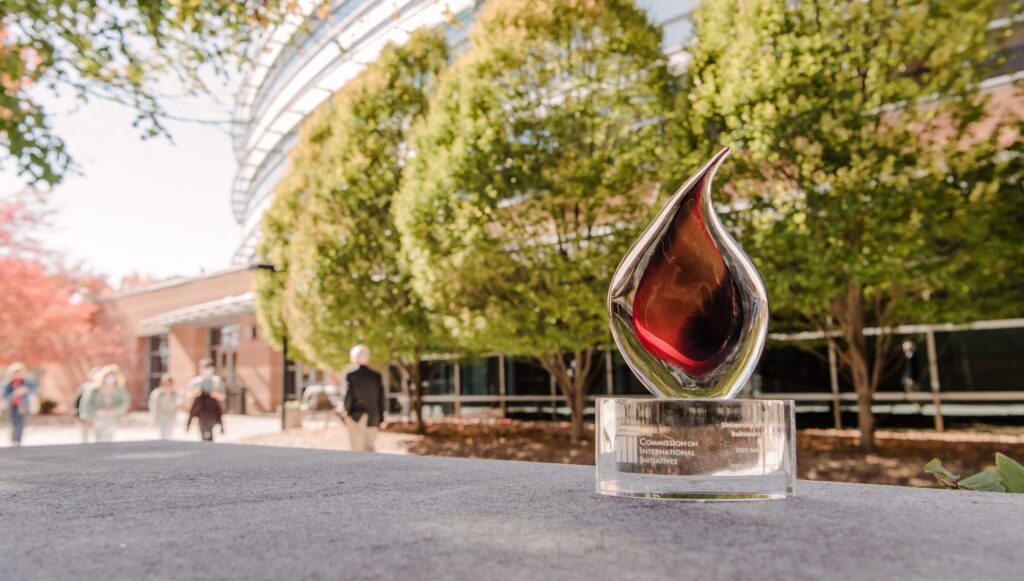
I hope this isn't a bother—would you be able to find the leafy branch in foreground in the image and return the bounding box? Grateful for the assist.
[0,0,306,185]
[925,453,1024,493]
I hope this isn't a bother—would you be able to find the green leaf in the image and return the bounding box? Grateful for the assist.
[995,453,1024,494]
[923,458,960,488]
[956,469,1005,493]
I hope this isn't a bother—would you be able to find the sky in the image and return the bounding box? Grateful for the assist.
[0,83,243,284]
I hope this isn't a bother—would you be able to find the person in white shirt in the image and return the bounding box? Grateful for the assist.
[80,365,130,443]
[148,374,180,440]
[187,358,225,402]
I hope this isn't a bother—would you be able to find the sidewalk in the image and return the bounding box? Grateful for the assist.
[0,412,280,447]
[236,421,417,455]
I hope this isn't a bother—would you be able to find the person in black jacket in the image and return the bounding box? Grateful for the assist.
[343,345,386,452]
[187,391,224,442]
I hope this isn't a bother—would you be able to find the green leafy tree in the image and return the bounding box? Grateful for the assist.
[686,0,1023,450]
[395,0,688,439]
[0,0,298,184]
[253,103,335,357]
[271,29,451,433]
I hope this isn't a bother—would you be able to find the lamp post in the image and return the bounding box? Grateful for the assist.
[248,263,289,431]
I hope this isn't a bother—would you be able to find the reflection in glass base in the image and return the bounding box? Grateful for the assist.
[596,398,796,501]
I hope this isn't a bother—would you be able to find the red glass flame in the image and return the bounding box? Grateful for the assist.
[630,175,743,378]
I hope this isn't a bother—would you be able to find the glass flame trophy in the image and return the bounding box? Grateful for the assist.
[598,147,795,500]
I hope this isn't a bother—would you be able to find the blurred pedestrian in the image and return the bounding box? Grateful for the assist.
[149,374,179,440]
[188,358,225,404]
[901,340,921,392]
[343,345,385,452]
[2,363,37,446]
[72,367,101,443]
[80,365,130,443]
[187,389,223,442]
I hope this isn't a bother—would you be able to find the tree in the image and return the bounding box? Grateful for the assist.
[253,103,332,356]
[395,0,688,439]
[0,188,48,257]
[0,191,121,369]
[0,0,298,185]
[686,0,1023,450]
[257,29,451,432]
[0,259,107,366]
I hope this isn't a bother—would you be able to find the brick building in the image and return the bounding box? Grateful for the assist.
[41,268,290,414]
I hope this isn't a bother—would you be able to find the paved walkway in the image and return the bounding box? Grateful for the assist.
[1,412,415,453]
[2,442,1022,580]
[236,421,418,455]
[0,412,280,447]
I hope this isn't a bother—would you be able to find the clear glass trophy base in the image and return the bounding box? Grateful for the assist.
[596,398,796,501]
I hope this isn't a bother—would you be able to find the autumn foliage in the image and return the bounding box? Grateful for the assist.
[0,191,121,369]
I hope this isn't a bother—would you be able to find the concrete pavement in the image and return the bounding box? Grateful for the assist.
[2,441,1022,580]
[0,412,280,447]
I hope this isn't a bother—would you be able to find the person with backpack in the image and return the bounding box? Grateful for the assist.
[2,363,37,446]
[187,389,223,442]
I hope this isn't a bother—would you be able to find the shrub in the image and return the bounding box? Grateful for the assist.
[38,398,58,415]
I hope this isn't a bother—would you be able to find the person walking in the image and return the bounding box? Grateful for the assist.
[187,390,223,442]
[72,367,101,443]
[2,363,37,446]
[80,365,130,443]
[343,345,386,452]
[148,374,179,440]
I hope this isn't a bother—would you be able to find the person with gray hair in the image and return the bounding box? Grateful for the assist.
[343,345,386,452]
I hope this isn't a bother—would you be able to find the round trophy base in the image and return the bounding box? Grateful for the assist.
[596,397,796,501]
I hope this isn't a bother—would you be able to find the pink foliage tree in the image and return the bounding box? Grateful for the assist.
[0,190,122,372]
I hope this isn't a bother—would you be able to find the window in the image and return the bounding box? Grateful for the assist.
[936,328,1024,391]
[757,342,832,394]
[147,335,168,395]
[610,351,648,395]
[505,358,552,396]
[420,360,456,396]
[444,8,477,56]
[460,356,501,396]
[505,400,556,421]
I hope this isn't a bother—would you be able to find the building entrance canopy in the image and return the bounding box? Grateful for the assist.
[140,292,256,334]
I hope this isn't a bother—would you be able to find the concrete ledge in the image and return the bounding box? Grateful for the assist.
[2,442,1022,580]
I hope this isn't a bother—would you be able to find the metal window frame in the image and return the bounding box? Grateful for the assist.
[380,319,1024,423]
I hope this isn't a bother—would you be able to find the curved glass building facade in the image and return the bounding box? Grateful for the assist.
[229,0,698,263]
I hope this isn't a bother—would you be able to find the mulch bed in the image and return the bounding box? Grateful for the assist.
[388,420,596,465]
[385,420,1024,487]
[799,428,1024,487]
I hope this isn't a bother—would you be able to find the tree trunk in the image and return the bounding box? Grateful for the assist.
[408,363,425,435]
[569,388,585,441]
[396,360,425,435]
[833,281,877,453]
[856,386,875,452]
[537,350,594,442]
